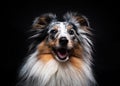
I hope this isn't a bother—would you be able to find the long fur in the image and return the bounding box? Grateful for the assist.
[17,12,96,86]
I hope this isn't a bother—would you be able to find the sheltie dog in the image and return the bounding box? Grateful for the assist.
[17,12,96,86]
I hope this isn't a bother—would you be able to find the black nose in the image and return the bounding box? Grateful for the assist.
[59,37,68,46]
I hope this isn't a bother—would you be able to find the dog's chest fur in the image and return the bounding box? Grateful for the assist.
[19,51,95,86]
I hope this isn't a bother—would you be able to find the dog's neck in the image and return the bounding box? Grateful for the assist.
[19,51,95,86]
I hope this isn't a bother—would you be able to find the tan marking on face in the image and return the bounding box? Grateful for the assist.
[66,25,73,30]
[53,25,59,30]
[37,40,51,54]
[37,40,54,63]
[69,43,83,69]
[48,38,59,48]
[71,43,83,58]
[38,54,53,63]
[70,57,83,69]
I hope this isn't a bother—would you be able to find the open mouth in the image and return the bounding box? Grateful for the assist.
[52,48,69,62]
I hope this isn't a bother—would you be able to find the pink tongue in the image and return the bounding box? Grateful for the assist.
[57,49,67,58]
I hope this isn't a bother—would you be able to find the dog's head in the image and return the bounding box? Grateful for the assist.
[31,12,92,62]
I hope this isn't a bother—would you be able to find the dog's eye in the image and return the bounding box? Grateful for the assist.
[68,29,74,35]
[50,29,58,34]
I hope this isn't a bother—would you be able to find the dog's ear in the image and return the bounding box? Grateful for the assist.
[32,13,56,29]
[74,15,89,27]
[64,12,90,27]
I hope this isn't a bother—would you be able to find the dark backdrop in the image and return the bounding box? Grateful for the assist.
[5,1,120,86]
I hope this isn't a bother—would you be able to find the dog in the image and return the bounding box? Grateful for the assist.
[17,12,96,86]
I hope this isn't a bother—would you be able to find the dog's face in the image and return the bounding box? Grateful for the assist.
[32,12,91,62]
[47,22,79,62]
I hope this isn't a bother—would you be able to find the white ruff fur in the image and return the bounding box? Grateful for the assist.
[18,51,95,86]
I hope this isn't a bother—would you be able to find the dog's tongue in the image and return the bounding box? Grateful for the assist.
[57,48,68,59]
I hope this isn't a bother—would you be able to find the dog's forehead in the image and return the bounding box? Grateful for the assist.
[50,22,72,30]
[50,22,73,31]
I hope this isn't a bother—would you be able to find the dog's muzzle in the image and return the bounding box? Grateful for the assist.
[59,37,68,47]
[52,37,70,62]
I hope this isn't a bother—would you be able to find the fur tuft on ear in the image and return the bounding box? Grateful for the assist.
[32,13,56,29]
[64,12,90,27]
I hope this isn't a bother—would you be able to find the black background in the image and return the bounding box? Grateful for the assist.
[5,0,120,86]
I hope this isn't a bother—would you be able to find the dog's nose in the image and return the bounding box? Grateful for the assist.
[59,37,68,46]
